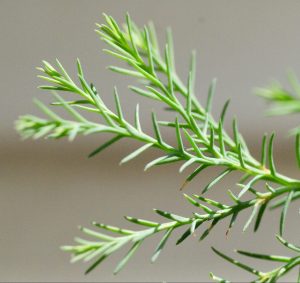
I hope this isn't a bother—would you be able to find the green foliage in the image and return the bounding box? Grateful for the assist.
[256,72,300,134]
[60,185,298,275]
[16,13,300,282]
[211,235,300,282]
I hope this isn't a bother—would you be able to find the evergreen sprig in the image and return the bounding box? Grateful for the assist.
[15,13,300,281]
[61,184,299,275]
[256,72,300,135]
[211,235,300,283]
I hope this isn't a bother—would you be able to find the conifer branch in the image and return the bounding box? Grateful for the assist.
[15,13,300,281]
[211,235,300,283]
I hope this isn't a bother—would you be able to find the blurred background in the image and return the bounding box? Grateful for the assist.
[1,0,300,281]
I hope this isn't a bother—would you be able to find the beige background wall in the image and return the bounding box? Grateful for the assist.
[1,0,300,282]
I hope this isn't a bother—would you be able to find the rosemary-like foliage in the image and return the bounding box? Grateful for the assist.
[256,72,300,135]
[211,235,300,282]
[16,14,300,281]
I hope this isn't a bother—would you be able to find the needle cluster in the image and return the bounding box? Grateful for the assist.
[16,14,300,282]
